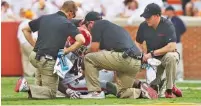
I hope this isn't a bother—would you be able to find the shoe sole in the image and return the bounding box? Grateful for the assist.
[80,92,105,99]
[172,88,182,97]
[165,92,176,98]
[15,78,23,92]
[106,82,117,96]
[141,83,158,99]
[173,92,182,97]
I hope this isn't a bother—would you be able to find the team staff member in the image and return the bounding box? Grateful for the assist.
[15,1,85,99]
[135,3,182,98]
[80,12,158,99]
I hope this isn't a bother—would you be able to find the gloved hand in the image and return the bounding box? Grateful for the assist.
[66,88,81,99]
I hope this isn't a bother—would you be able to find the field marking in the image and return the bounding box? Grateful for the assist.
[180,87,201,90]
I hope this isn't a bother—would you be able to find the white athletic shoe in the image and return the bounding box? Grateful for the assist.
[15,77,29,92]
[66,88,81,99]
[80,91,105,99]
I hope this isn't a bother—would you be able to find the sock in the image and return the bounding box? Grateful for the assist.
[166,89,172,94]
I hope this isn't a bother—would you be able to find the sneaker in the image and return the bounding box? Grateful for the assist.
[140,82,158,99]
[66,88,81,99]
[106,82,117,96]
[80,91,105,99]
[15,77,29,92]
[165,91,176,98]
[172,85,182,97]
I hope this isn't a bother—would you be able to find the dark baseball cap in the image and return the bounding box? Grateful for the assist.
[140,3,161,18]
[165,5,175,11]
[82,11,102,24]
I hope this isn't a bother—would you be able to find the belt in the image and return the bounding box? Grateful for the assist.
[34,51,57,61]
[34,49,57,60]
[112,50,142,60]
[113,50,124,52]
[112,48,127,52]
[129,54,143,60]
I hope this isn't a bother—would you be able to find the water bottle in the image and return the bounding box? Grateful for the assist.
[58,49,69,71]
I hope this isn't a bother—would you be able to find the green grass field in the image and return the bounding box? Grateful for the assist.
[1,77,201,105]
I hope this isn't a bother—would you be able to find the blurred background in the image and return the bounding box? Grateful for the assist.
[1,0,201,80]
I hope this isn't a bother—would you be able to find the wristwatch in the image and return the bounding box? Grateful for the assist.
[150,50,155,57]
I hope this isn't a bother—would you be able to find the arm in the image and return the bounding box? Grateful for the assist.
[135,40,144,52]
[135,23,146,53]
[153,23,177,56]
[153,42,176,56]
[88,42,100,52]
[143,42,176,62]
[23,17,41,47]
[144,23,177,61]
[64,34,85,54]
[22,26,36,47]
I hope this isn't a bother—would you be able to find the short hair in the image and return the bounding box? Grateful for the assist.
[123,0,138,8]
[61,1,78,13]
[25,10,34,19]
[1,1,8,6]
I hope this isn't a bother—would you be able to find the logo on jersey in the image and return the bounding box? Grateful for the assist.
[158,33,166,36]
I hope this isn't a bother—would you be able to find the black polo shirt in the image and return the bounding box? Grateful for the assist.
[136,17,176,55]
[91,20,136,51]
[29,11,80,58]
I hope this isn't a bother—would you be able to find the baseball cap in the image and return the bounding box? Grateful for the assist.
[140,3,161,18]
[165,5,175,11]
[82,11,102,24]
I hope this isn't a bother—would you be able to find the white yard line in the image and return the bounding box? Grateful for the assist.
[179,87,201,90]
[176,80,201,83]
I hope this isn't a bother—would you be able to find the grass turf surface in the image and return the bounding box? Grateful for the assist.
[1,77,201,105]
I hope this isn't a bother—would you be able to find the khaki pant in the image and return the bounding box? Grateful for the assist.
[84,50,142,99]
[156,52,179,89]
[29,51,58,99]
[20,43,36,76]
[20,43,42,85]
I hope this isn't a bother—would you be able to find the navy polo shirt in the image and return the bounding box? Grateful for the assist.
[91,20,136,50]
[29,11,80,58]
[136,17,177,56]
